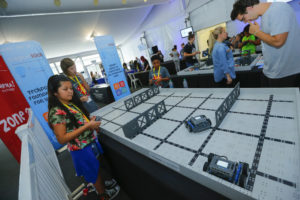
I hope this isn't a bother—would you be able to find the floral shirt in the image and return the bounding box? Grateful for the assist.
[49,105,96,151]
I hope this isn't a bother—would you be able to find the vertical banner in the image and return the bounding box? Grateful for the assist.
[94,36,131,101]
[0,56,29,162]
[0,41,62,150]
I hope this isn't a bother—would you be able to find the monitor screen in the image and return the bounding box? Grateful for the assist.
[180,27,193,38]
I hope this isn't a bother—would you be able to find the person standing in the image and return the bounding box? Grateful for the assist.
[140,56,150,71]
[184,32,200,67]
[169,45,181,72]
[180,43,185,60]
[240,24,260,55]
[231,0,300,87]
[47,75,120,200]
[211,27,236,87]
[60,58,99,113]
[90,71,97,84]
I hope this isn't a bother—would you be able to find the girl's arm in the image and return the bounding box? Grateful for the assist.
[53,118,100,144]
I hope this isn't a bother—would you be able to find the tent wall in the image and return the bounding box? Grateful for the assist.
[121,0,186,63]
[121,0,238,63]
[189,0,235,32]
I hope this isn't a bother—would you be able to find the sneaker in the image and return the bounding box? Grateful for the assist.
[105,185,120,200]
[105,179,117,189]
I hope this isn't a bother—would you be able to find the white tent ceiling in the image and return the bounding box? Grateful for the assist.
[0,0,170,15]
[0,0,170,58]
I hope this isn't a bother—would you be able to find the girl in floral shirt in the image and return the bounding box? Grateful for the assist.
[48,75,119,200]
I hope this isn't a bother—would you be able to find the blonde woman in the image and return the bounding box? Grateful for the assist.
[211,27,236,87]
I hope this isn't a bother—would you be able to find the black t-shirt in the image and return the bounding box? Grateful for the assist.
[144,60,149,67]
[143,60,149,70]
[184,43,197,64]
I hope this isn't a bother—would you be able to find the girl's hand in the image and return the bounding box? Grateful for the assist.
[226,75,232,85]
[88,117,101,129]
[80,95,89,102]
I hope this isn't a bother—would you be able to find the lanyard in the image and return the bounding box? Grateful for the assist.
[153,66,161,80]
[69,75,87,95]
[63,103,89,122]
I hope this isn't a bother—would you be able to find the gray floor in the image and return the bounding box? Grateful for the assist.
[0,137,132,200]
[57,149,132,200]
[0,140,20,200]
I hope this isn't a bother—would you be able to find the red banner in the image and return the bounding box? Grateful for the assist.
[0,55,30,163]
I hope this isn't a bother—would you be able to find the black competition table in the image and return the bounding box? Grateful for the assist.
[177,54,262,76]
[132,60,188,88]
[130,70,149,87]
[172,55,263,88]
[93,87,300,200]
[160,60,187,75]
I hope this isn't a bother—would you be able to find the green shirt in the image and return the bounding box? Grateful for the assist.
[49,105,96,151]
[242,35,256,54]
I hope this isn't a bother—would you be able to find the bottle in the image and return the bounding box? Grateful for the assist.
[169,79,174,88]
[183,78,188,88]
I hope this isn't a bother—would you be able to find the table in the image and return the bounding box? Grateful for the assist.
[95,78,106,84]
[177,54,262,76]
[161,60,187,75]
[129,71,150,87]
[93,87,300,200]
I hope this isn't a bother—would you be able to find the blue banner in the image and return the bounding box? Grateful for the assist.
[0,41,62,150]
[94,36,131,101]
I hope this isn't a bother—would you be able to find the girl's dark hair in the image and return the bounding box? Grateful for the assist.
[47,75,89,129]
[243,24,250,33]
[188,32,195,40]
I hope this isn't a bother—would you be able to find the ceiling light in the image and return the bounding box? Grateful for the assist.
[0,0,8,8]
[122,0,127,4]
[88,31,97,40]
[94,0,99,6]
[54,0,61,7]
[144,0,148,2]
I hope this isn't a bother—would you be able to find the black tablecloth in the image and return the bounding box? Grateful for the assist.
[161,60,187,75]
[171,70,263,88]
[133,68,264,88]
[98,133,229,200]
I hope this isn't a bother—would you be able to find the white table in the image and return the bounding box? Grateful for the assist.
[93,87,300,200]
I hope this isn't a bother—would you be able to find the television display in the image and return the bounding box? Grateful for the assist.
[180,27,193,38]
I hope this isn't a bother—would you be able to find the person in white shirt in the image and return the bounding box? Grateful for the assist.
[231,0,300,87]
